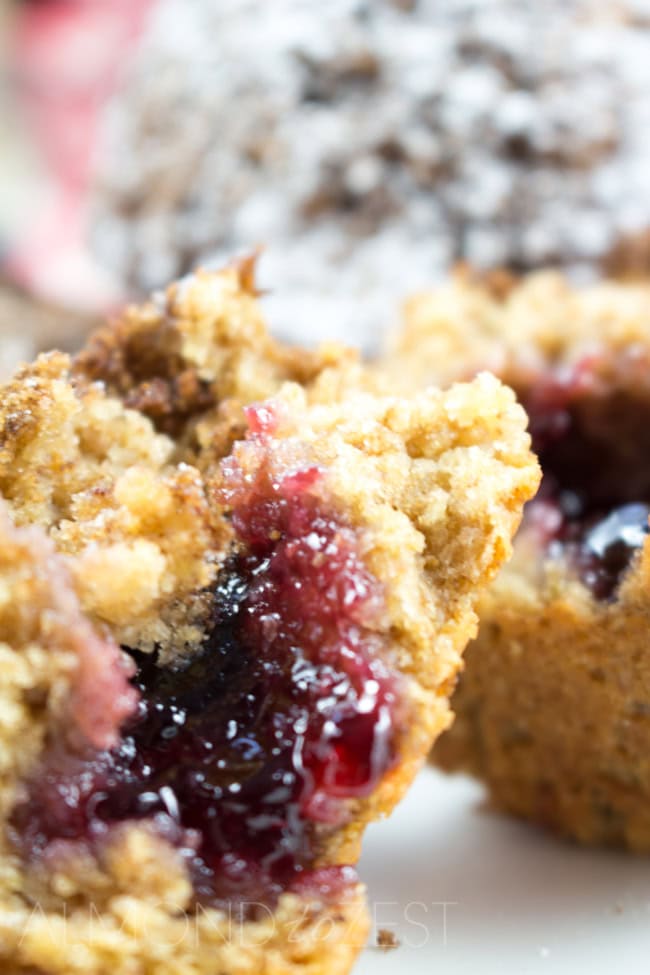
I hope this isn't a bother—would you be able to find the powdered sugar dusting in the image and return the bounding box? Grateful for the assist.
[92,0,650,350]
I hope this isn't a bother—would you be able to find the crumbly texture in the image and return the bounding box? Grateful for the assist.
[74,258,364,460]
[0,351,219,658]
[389,269,650,849]
[0,264,538,973]
[0,495,368,970]
[1,867,370,975]
[229,374,539,869]
[0,505,134,827]
[388,265,650,390]
[0,262,361,658]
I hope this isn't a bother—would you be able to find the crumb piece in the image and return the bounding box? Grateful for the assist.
[377,928,400,951]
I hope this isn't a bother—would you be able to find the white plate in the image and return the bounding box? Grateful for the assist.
[355,766,650,974]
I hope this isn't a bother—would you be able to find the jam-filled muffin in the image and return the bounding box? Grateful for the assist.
[0,262,537,974]
[390,268,650,849]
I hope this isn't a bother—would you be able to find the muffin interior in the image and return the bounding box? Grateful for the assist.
[8,405,404,915]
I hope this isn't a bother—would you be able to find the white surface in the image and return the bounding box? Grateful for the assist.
[355,766,650,975]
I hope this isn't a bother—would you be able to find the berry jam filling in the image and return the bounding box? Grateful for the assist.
[10,410,402,912]
[522,380,650,601]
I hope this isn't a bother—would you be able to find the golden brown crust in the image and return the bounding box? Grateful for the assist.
[0,881,370,975]
[238,377,539,866]
[0,507,367,975]
[389,268,650,850]
[0,352,221,657]
[0,506,134,827]
[388,266,650,392]
[435,555,650,850]
[74,261,361,445]
[0,264,538,973]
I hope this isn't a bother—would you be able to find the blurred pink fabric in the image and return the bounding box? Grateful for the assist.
[5,0,157,309]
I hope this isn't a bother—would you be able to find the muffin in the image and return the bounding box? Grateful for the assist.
[91,0,650,348]
[0,261,538,973]
[390,267,650,849]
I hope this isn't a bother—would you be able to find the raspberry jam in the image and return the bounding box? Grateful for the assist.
[523,379,650,601]
[10,411,401,911]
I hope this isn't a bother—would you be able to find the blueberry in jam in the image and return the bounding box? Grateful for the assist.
[548,496,650,601]
[522,380,650,601]
[10,419,402,913]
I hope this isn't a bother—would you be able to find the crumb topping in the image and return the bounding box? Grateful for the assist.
[0,265,539,975]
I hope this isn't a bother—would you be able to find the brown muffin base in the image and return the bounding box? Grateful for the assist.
[436,560,650,850]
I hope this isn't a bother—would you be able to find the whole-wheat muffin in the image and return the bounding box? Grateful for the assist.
[0,262,538,974]
[390,268,650,850]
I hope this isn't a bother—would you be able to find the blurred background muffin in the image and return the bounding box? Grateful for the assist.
[2,0,650,370]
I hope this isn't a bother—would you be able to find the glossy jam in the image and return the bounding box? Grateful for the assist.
[523,381,650,600]
[11,418,400,911]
